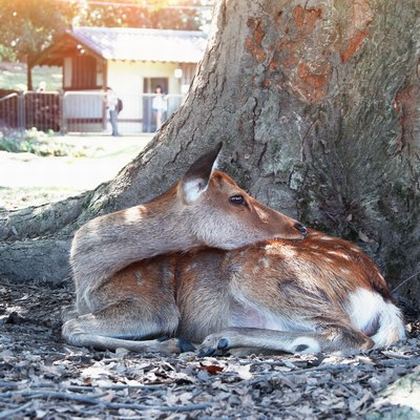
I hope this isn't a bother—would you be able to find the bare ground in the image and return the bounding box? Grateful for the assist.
[0,136,151,210]
[0,277,419,419]
[1,135,418,418]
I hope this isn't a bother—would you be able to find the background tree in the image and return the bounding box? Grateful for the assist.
[0,0,418,309]
[76,0,204,31]
[0,0,78,62]
[0,0,203,62]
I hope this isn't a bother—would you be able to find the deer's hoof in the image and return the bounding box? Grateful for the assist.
[198,333,231,357]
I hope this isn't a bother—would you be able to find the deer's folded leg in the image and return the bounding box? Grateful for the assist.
[198,326,373,356]
[62,298,186,354]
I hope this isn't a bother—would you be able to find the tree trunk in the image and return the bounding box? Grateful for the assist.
[1,0,419,307]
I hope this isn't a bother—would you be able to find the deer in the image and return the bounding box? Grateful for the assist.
[63,143,307,349]
[62,144,405,355]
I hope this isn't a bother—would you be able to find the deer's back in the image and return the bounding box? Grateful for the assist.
[175,230,394,342]
[105,230,398,345]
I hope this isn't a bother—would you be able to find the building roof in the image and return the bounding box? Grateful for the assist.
[71,27,207,63]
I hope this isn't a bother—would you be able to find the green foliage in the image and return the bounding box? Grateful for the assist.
[0,44,16,62]
[0,0,78,62]
[77,0,203,31]
[0,0,204,63]
[0,128,88,157]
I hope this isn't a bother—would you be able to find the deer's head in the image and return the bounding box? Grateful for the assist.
[178,143,307,250]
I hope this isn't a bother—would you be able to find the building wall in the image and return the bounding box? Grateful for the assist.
[107,61,182,95]
[107,61,186,133]
[62,60,197,133]
[63,55,104,90]
[63,58,72,88]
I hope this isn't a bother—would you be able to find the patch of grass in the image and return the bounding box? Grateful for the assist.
[0,186,81,210]
[0,133,150,210]
[0,62,62,91]
[0,128,94,157]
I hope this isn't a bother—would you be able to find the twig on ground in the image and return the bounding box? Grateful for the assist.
[239,360,290,367]
[0,381,19,390]
[392,271,420,293]
[0,390,210,413]
[0,401,33,419]
[66,383,166,391]
[289,364,351,374]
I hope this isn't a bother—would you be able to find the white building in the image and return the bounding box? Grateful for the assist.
[32,27,207,133]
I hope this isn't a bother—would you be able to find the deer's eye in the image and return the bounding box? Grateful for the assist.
[229,194,246,206]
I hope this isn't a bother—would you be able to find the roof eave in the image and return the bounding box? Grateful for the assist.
[106,58,200,64]
[64,30,107,60]
[31,32,106,68]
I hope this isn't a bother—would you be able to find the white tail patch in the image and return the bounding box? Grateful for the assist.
[346,288,405,348]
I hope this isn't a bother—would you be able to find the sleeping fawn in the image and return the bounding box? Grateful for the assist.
[63,144,405,355]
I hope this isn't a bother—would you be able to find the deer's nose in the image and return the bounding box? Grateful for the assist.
[294,223,308,237]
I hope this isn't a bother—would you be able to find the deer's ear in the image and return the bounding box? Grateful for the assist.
[181,142,223,204]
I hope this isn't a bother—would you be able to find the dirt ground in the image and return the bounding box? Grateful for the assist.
[0,277,419,419]
[0,135,151,210]
[1,135,419,418]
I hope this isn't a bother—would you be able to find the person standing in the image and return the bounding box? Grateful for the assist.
[152,85,167,131]
[105,87,120,136]
[36,81,46,92]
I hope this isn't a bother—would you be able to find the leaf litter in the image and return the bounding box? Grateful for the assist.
[0,277,419,419]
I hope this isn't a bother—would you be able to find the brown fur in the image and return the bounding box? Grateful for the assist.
[64,146,310,352]
[175,232,390,350]
[69,147,305,315]
[63,147,404,355]
[63,228,404,355]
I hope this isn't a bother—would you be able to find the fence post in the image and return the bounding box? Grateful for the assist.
[59,91,67,134]
[17,92,25,132]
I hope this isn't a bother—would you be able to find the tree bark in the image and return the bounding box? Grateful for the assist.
[1,0,419,307]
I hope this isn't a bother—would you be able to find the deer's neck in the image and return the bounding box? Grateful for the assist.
[132,208,193,257]
[115,186,194,262]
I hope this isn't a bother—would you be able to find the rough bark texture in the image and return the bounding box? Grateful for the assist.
[1,0,419,307]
